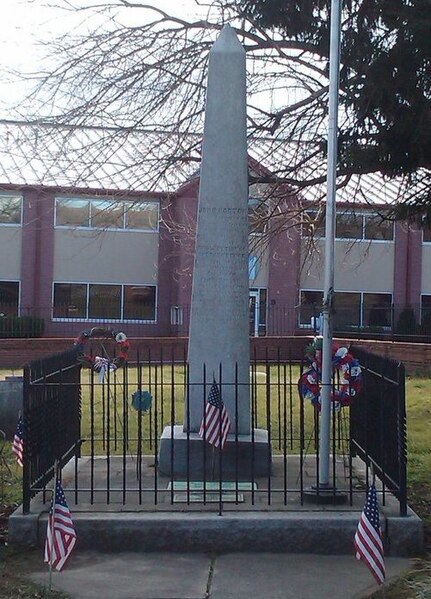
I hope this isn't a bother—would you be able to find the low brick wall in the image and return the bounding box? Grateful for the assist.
[0,336,429,375]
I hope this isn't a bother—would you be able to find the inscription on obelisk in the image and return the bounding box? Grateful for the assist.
[186,24,250,435]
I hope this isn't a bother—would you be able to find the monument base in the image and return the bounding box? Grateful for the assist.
[158,425,271,479]
[303,484,348,505]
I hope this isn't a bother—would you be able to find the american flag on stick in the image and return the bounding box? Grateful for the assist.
[44,480,77,572]
[12,416,24,467]
[199,380,231,450]
[354,483,385,585]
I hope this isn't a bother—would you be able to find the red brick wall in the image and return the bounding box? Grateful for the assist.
[0,336,429,374]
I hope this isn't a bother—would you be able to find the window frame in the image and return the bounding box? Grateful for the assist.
[0,280,20,316]
[301,209,394,242]
[421,294,431,324]
[298,289,393,329]
[54,196,160,233]
[0,193,23,227]
[52,281,158,323]
[249,286,267,336]
[335,211,394,242]
[301,210,325,239]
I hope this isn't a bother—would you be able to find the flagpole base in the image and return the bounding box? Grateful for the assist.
[158,425,271,479]
[303,484,348,505]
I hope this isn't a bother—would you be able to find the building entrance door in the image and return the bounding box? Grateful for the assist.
[249,290,260,337]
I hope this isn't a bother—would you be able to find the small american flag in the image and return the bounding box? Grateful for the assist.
[199,381,231,449]
[12,417,24,467]
[44,480,77,572]
[354,483,385,585]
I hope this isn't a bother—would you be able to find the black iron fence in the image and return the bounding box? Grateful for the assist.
[22,348,81,513]
[350,346,407,516]
[21,342,408,516]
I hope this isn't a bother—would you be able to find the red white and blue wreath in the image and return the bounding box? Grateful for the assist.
[74,327,130,381]
[298,337,362,411]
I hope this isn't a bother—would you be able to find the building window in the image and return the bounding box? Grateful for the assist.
[302,209,395,241]
[0,281,19,316]
[89,284,121,319]
[52,283,87,318]
[299,290,392,329]
[53,283,156,321]
[335,213,363,240]
[421,295,431,330]
[124,285,156,320]
[364,215,394,241]
[55,199,90,227]
[55,197,159,231]
[423,228,431,243]
[91,200,124,229]
[125,202,159,230]
[363,293,392,327]
[299,290,324,326]
[333,292,361,329]
[249,288,267,336]
[0,194,22,225]
[301,210,325,238]
[248,255,260,280]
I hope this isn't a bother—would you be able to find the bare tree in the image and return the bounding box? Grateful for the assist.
[3,0,425,237]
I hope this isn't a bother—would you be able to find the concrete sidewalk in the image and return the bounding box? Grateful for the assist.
[31,552,414,599]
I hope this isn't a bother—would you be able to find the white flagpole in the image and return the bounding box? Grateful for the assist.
[319,0,342,489]
[48,460,59,591]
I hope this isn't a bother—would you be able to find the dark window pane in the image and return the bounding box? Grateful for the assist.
[123,285,156,320]
[89,284,121,319]
[336,213,363,239]
[56,199,90,227]
[125,202,159,231]
[363,293,392,328]
[91,200,124,229]
[364,215,394,240]
[299,290,323,325]
[0,281,19,316]
[421,295,431,326]
[0,195,22,224]
[302,210,325,238]
[333,292,361,329]
[53,283,87,318]
[423,228,431,242]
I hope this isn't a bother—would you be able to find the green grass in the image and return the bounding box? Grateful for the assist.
[78,364,320,456]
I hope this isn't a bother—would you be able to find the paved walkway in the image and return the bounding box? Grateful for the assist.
[31,552,413,599]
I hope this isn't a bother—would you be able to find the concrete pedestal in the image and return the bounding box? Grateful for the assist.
[158,425,271,479]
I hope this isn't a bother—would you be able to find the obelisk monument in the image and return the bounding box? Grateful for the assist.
[187,24,250,434]
[159,25,270,477]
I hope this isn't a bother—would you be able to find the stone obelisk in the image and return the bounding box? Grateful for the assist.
[158,25,270,477]
[187,24,250,434]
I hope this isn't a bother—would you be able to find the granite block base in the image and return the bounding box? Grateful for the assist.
[158,425,271,479]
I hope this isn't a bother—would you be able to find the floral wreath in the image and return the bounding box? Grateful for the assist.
[74,327,130,374]
[298,337,362,411]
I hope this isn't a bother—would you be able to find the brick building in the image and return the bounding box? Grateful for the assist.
[0,121,430,338]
